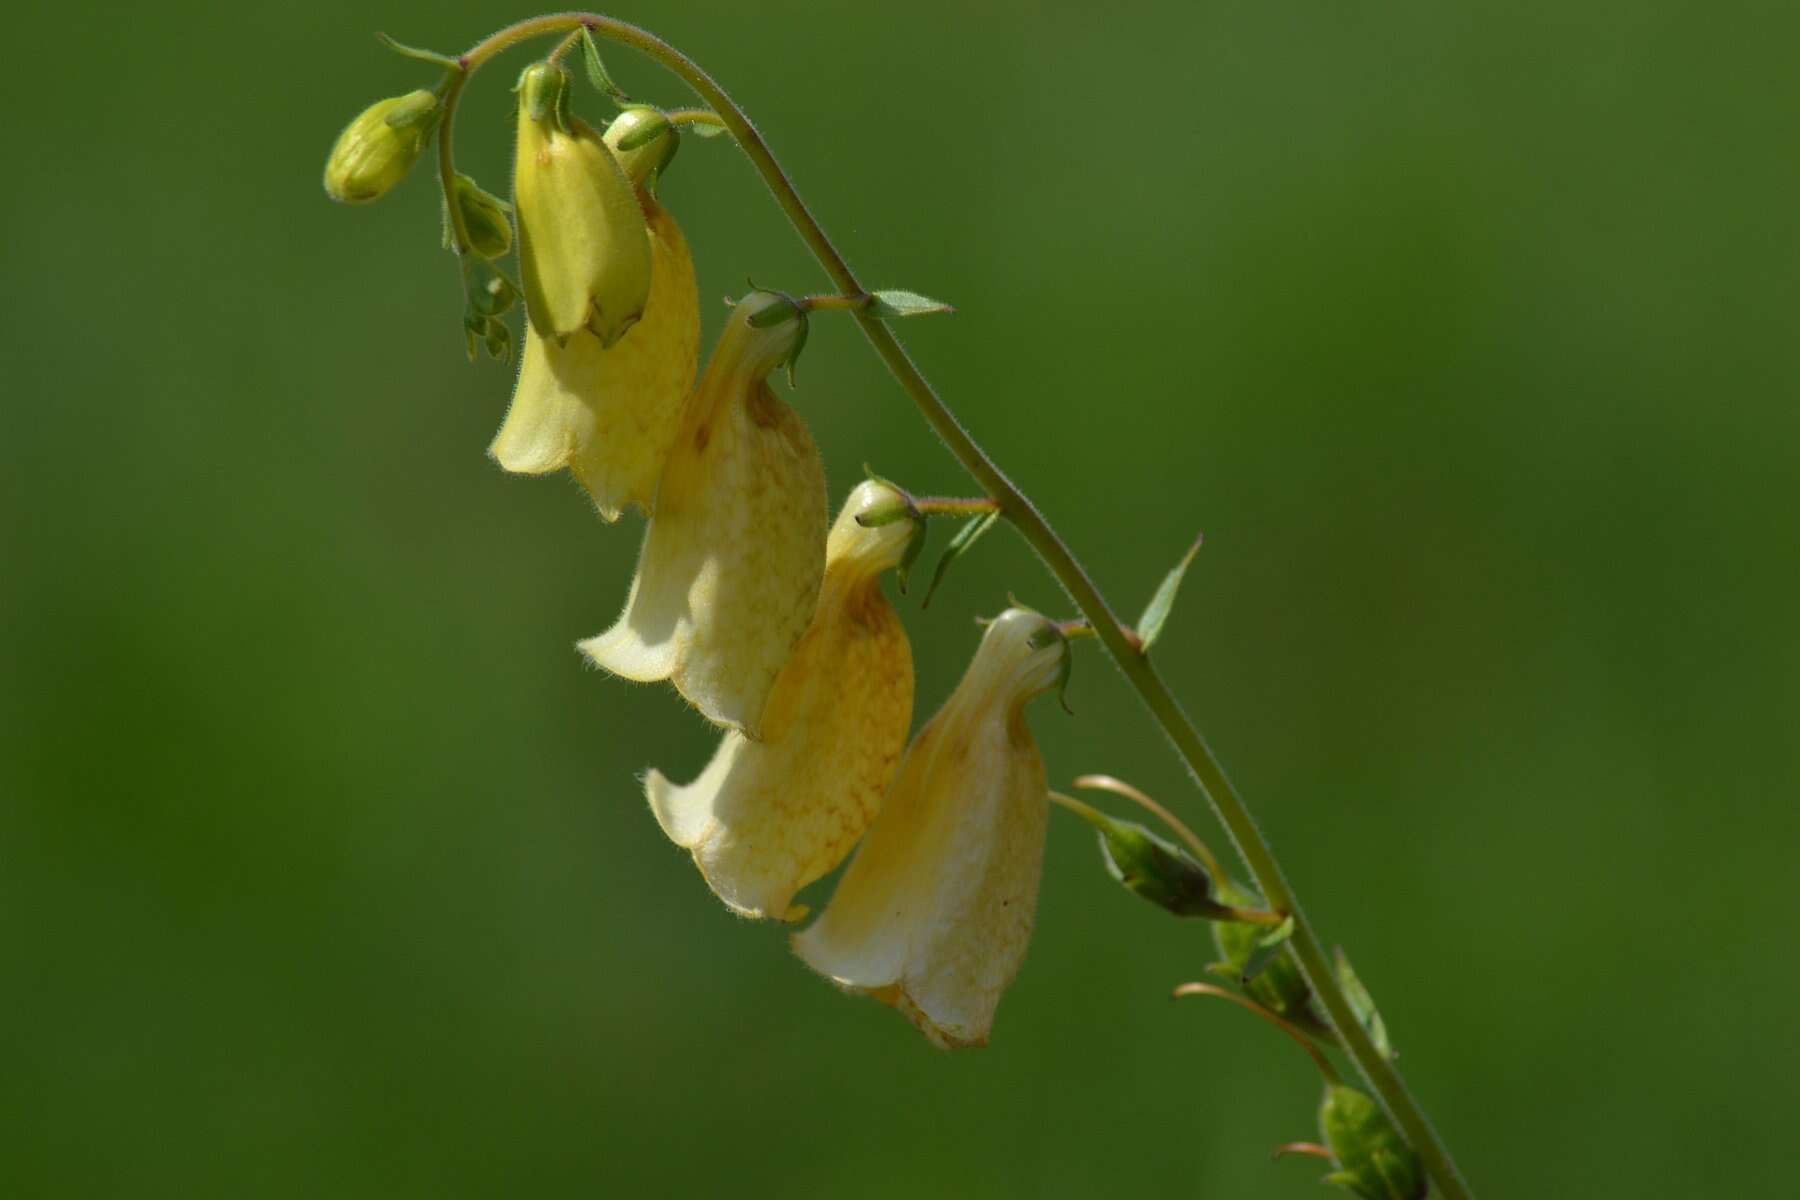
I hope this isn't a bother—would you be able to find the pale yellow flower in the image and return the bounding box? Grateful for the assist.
[490,108,699,520]
[580,293,826,736]
[512,63,651,346]
[793,607,1067,1048]
[645,480,920,920]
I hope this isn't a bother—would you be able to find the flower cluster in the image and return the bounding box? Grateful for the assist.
[324,56,1069,1046]
[325,26,1456,1192]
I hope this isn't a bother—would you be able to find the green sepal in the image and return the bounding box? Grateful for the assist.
[380,92,442,137]
[1025,621,1075,714]
[1239,915,1296,982]
[1213,881,1330,1035]
[519,61,573,129]
[374,32,462,70]
[867,289,955,319]
[922,509,999,609]
[1335,948,1394,1061]
[856,498,918,528]
[616,107,670,151]
[733,290,808,387]
[745,290,802,328]
[1063,806,1222,917]
[1136,533,1203,653]
[448,174,514,259]
[783,311,809,389]
[1319,1085,1426,1200]
[579,28,633,104]
[895,521,927,594]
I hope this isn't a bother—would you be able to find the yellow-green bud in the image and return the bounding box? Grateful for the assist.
[603,108,679,189]
[452,174,513,259]
[323,90,438,204]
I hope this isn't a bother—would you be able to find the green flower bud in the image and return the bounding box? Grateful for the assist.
[1319,1085,1427,1200]
[1093,815,1218,916]
[1213,879,1331,1037]
[452,174,513,259]
[323,90,438,204]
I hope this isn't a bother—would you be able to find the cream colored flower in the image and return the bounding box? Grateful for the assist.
[645,480,920,920]
[490,108,699,520]
[580,293,826,736]
[512,63,651,346]
[793,607,1067,1048]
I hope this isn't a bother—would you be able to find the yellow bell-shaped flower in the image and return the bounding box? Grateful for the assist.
[490,108,699,520]
[793,607,1067,1048]
[580,292,826,736]
[645,480,920,921]
[512,63,652,347]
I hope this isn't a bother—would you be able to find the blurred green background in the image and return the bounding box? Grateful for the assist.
[7,0,1798,1194]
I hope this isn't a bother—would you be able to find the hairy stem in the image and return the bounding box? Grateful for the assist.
[440,14,1475,1198]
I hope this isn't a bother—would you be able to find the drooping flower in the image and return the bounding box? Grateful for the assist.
[322,90,438,204]
[645,480,920,921]
[793,607,1067,1048]
[580,292,826,736]
[512,63,651,346]
[490,106,699,519]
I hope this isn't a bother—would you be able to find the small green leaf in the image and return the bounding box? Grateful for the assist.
[867,289,955,319]
[1335,948,1394,1061]
[374,32,462,70]
[579,27,632,103]
[1136,533,1204,653]
[922,509,999,608]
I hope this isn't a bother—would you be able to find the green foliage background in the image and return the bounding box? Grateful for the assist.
[8,1,1798,1194]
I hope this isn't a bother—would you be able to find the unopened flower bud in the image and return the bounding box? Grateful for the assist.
[604,107,680,189]
[1213,878,1331,1037]
[452,174,513,259]
[514,62,651,345]
[1319,1084,1426,1200]
[1094,815,1219,916]
[323,90,438,204]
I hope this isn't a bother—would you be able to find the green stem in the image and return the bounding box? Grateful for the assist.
[439,14,1475,1198]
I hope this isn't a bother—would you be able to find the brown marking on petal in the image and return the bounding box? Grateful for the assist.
[745,381,783,429]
